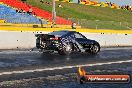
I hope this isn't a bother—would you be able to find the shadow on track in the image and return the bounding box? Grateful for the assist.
[38,52,100,63]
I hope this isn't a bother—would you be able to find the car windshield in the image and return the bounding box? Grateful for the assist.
[48,31,69,37]
[74,33,87,39]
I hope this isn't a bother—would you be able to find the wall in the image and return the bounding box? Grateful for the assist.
[82,33,132,47]
[0,31,131,49]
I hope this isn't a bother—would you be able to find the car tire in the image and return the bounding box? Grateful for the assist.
[89,43,100,54]
[58,43,72,55]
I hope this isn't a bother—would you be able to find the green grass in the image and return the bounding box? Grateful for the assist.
[25,0,132,29]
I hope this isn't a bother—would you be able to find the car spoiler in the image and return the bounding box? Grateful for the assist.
[35,34,55,40]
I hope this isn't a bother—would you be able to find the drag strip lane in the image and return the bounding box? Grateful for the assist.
[0,59,132,76]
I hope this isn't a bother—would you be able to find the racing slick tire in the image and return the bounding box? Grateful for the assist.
[58,43,72,55]
[89,43,100,54]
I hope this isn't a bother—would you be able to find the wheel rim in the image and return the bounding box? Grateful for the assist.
[65,44,72,52]
[90,45,99,53]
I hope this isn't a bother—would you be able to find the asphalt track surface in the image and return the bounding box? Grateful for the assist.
[0,47,132,88]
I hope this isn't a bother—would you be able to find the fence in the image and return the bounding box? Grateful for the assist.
[68,18,132,30]
[0,16,132,30]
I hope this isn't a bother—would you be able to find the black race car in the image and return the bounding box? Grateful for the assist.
[35,30,100,55]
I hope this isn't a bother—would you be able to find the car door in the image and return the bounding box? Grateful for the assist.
[74,33,91,48]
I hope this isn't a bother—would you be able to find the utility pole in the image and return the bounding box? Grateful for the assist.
[52,0,56,28]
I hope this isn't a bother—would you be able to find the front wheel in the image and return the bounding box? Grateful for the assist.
[89,43,100,54]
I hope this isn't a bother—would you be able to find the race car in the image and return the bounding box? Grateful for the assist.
[35,30,100,55]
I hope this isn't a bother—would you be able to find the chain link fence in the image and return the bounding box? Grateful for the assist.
[1,15,132,30]
[68,18,132,30]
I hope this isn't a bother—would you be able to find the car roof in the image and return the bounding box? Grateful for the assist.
[48,30,76,37]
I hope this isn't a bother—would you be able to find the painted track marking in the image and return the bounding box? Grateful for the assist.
[0,60,132,76]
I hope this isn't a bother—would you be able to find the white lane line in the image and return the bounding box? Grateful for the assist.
[101,47,132,51]
[0,60,132,76]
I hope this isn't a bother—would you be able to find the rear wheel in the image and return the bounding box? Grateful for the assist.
[89,43,100,54]
[58,43,72,55]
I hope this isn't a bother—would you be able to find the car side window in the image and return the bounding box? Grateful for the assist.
[74,33,86,39]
